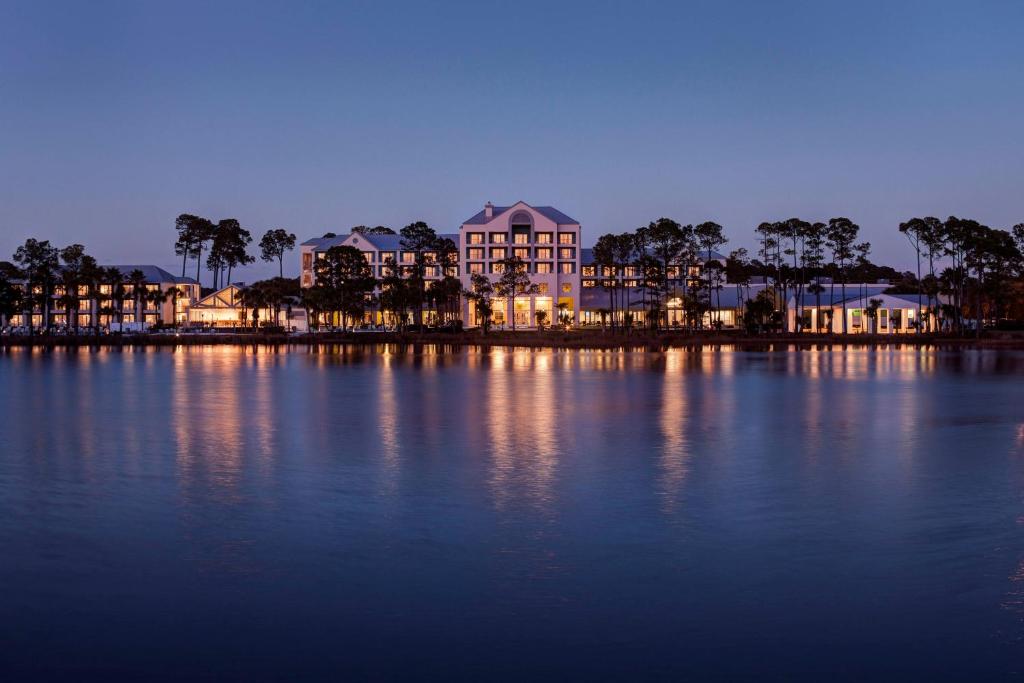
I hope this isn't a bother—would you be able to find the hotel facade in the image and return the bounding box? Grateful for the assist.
[299,201,582,328]
[459,202,581,328]
[5,265,200,331]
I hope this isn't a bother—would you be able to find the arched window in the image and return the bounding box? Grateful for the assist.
[510,211,533,245]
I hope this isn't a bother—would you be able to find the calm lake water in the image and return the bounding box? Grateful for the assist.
[2,345,1024,680]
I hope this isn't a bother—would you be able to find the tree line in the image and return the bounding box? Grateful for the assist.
[588,215,1024,335]
[6,211,1024,337]
[173,214,297,288]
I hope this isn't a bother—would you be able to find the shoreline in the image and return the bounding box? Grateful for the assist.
[4,330,1024,351]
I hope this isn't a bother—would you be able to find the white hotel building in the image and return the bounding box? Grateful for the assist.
[459,201,581,328]
[299,201,582,329]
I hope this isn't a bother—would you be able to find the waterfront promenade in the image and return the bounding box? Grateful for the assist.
[4,329,1024,350]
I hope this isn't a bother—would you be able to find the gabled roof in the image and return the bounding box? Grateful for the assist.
[463,202,579,226]
[301,234,349,249]
[808,290,947,308]
[354,232,461,251]
[304,231,461,252]
[790,284,890,307]
[193,284,243,308]
[102,265,181,283]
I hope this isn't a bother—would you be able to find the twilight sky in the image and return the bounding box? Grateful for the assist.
[2,0,1023,282]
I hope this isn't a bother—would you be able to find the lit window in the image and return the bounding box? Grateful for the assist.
[561,282,572,292]
[536,247,553,260]
[467,247,484,260]
[535,232,553,244]
[468,263,484,274]
[490,262,505,274]
[468,232,484,245]
[558,232,575,244]
[535,262,553,274]
[560,262,575,274]
[513,233,529,244]
[582,265,595,276]
[559,247,575,260]
[583,279,596,288]
[490,233,507,244]
[490,247,506,260]
[513,247,530,259]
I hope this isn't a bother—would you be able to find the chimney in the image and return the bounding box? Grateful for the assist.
[484,201,494,219]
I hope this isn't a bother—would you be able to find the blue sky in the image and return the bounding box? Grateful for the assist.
[2,0,1022,280]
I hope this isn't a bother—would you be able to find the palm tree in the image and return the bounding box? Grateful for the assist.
[127,269,147,328]
[101,267,125,330]
[534,309,548,330]
[163,286,184,330]
[557,301,571,328]
[238,285,266,331]
[148,287,171,329]
[865,298,883,334]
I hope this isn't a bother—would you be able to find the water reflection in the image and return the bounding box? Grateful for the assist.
[658,351,690,515]
[4,344,1024,679]
[484,348,560,514]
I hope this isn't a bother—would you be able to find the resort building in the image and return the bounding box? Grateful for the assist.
[786,289,940,334]
[459,201,582,328]
[579,247,731,328]
[186,284,308,331]
[300,229,460,326]
[6,265,199,331]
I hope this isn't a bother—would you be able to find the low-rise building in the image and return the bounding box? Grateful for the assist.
[787,289,940,334]
[186,284,308,331]
[6,265,199,331]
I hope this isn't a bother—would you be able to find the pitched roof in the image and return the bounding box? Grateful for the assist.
[463,203,579,226]
[791,284,890,307]
[102,265,181,283]
[193,284,243,308]
[304,231,461,252]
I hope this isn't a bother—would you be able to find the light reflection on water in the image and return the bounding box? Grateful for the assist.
[2,344,1024,680]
